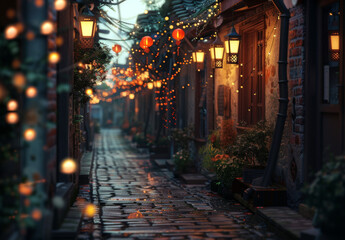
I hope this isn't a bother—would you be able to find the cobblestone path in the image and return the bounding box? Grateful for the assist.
[83,129,278,239]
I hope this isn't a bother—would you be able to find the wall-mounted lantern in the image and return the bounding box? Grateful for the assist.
[192,48,205,71]
[329,31,340,61]
[79,7,97,48]
[225,26,241,64]
[210,35,224,68]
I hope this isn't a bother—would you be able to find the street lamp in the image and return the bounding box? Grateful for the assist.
[210,35,224,68]
[225,26,241,64]
[79,7,97,48]
[192,48,205,71]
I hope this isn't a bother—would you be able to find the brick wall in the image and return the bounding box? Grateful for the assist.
[288,6,305,147]
[277,4,305,208]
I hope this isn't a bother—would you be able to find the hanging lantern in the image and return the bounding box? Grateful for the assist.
[112,44,122,55]
[172,28,185,45]
[210,35,224,68]
[129,93,135,100]
[225,26,241,64]
[192,47,205,71]
[78,7,97,48]
[140,36,153,53]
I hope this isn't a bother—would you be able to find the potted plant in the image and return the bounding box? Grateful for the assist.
[213,154,243,198]
[173,149,192,177]
[229,121,273,183]
[304,155,345,239]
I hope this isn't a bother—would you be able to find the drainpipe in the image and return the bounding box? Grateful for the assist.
[260,0,290,186]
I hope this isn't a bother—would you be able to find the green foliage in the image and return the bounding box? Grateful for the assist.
[304,155,345,233]
[199,142,222,171]
[227,121,273,167]
[170,127,193,150]
[173,149,191,173]
[73,42,111,104]
[215,156,243,187]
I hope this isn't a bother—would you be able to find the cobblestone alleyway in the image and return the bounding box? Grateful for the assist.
[82,129,278,239]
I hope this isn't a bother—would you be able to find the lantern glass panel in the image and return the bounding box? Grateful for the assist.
[214,46,224,60]
[196,51,205,63]
[192,52,196,62]
[229,39,240,54]
[80,19,94,37]
[330,34,339,50]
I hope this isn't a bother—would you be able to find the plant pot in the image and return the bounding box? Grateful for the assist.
[217,183,233,199]
[242,167,265,183]
[210,180,219,192]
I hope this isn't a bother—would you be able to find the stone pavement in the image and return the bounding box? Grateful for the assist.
[78,129,279,240]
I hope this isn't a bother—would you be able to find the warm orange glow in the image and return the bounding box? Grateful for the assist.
[147,82,153,89]
[112,44,122,54]
[19,182,33,196]
[128,210,143,219]
[40,21,54,35]
[31,209,42,221]
[12,73,26,89]
[226,39,240,54]
[214,46,224,60]
[5,25,18,39]
[48,52,60,64]
[6,112,19,124]
[192,50,205,63]
[172,28,185,45]
[85,88,93,96]
[140,36,153,48]
[80,19,94,37]
[155,81,162,88]
[330,35,340,51]
[26,86,38,98]
[54,0,67,11]
[24,128,36,141]
[210,47,215,60]
[129,93,135,99]
[7,100,18,111]
[84,203,96,217]
[61,158,77,174]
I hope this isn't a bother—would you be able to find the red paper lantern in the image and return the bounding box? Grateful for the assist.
[172,28,185,45]
[112,44,122,54]
[140,36,153,53]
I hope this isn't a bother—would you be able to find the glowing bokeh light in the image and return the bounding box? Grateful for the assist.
[5,25,18,39]
[40,21,54,35]
[54,0,67,11]
[61,158,77,174]
[48,52,61,64]
[26,86,38,98]
[24,128,37,141]
[7,100,18,111]
[6,112,19,124]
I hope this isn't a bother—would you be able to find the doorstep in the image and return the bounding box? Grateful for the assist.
[233,193,313,240]
[180,173,208,184]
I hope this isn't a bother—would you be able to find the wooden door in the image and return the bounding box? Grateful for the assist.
[239,22,265,125]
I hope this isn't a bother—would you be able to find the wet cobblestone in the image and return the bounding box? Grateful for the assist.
[78,129,279,239]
